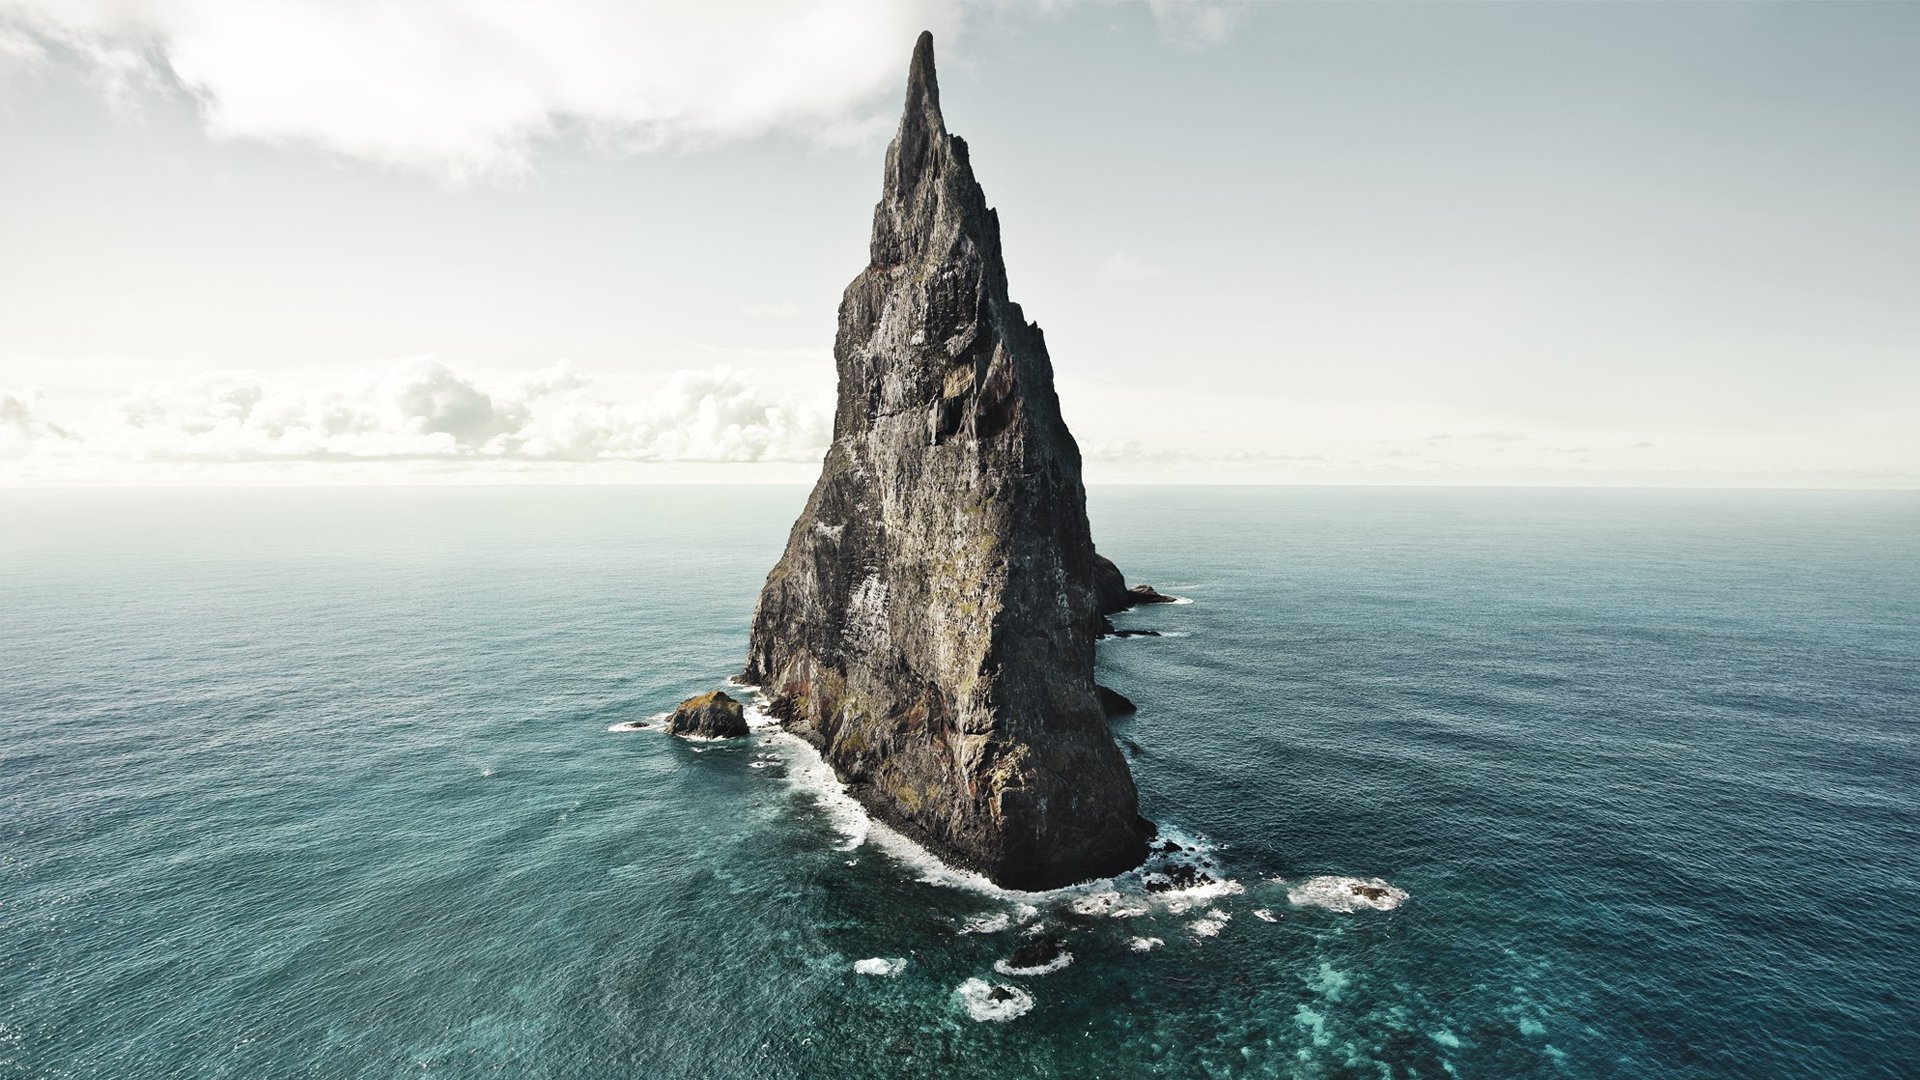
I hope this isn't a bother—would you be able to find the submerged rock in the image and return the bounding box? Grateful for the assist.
[1000,935,1070,974]
[663,691,748,739]
[743,33,1149,890]
[1144,863,1217,893]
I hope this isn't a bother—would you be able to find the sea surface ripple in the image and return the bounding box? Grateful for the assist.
[2,486,1915,1078]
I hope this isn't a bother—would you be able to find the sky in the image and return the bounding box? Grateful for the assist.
[1,0,1916,487]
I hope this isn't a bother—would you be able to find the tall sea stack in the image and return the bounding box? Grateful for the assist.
[744,32,1150,890]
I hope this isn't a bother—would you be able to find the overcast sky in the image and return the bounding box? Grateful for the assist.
[2,0,1915,486]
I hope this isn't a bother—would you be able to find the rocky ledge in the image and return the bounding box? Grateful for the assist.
[742,33,1154,890]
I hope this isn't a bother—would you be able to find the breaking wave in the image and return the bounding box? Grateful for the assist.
[606,712,667,732]
[994,950,1073,977]
[1189,910,1231,938]
[1284,876,1410,912]
[955,978,1034,1023]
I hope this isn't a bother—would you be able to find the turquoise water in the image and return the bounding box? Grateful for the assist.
[2,486,1915,1078]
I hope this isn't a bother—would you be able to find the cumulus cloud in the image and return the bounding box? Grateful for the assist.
[0,388,76,458]
[0,0,960,182]
[3,359,832,467]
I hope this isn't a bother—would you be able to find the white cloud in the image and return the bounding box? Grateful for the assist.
[0,388,76,458]
[1147,1,1242,50]
[1,358,832,473]
[0,0,960,182]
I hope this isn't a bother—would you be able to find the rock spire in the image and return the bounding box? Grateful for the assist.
[744,32,1149,890]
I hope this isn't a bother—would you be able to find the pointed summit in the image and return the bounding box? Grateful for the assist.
[745,35,1150,889]
[873,32,973,270]
[904,30,940,122]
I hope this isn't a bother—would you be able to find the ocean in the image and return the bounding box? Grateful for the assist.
[2,485,1915,1078]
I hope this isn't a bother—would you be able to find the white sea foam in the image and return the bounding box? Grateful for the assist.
[1069,891,1126,916]
[1129,936,1164,952]
[759,728,869,850]
[1064,889,1149,917]
[1253,908,1280,923]
[959,912,1011,935]
[1151,876,1245,903]
[955,978,1034,1023]
[1284,876,1409,912]
[853,957,906,977]
[994,950,1073,976]
[725,681,1243,911]
[606,712,667,733]
[1189,910,1231,938]
[1168,596,1195,605]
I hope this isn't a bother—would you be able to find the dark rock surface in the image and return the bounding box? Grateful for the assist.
[1093,552,1177,613]
[1094,685,1137,717]
[664,691,749,739]
[1005,936,1068,971]
[743,33,1149,890]
[1092,554,1132,615]
[1144,862,1218,893]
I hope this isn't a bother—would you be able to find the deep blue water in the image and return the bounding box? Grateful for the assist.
[2,486,1915,1078]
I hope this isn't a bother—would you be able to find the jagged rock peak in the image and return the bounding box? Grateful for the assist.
[743,32,1149,890]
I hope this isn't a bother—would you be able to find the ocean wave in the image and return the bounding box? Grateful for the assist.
[606,712,668,733]
[853,957,906,977]
[758,728,870,850]
[955,978,1034,1023]
[994,950,1073,977]
[957,904,1038,935]
[1284,876,1409,912]
[960,912,1011,935]
[1068,891,1149,918]
[1189,910,1231,938]
[1128,936,1164,952]
[735,681,1242,911]
[1253,908,1280,922]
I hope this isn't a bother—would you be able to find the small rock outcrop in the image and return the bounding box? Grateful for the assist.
[1127,584,1178,606]
[1093,552,1178,613]
[743,33,1150,890]
[1002,935,1069,973]
[664,691,749,739]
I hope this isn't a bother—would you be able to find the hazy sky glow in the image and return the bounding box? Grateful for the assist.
[2,0,1915,486]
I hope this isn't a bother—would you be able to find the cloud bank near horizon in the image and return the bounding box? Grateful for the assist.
[7,362,1912,489]
[1,360,833,471]
[0,0,961,182]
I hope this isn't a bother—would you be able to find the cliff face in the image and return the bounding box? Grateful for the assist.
[744,32,1149,890]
